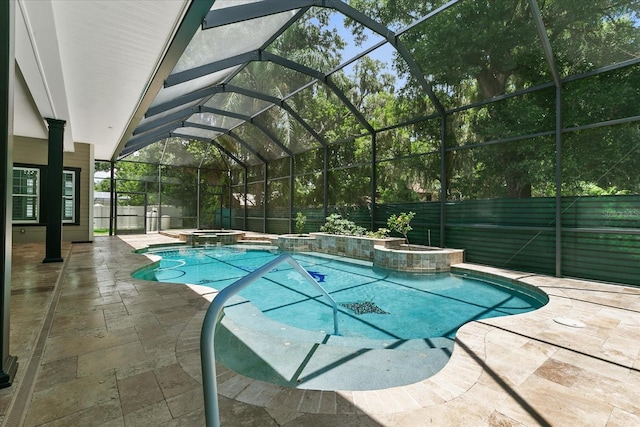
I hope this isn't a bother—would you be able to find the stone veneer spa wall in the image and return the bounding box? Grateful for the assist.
[276,233,464,273]
[374,245,464,273]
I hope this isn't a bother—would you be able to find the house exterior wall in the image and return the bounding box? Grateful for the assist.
[12,135,92,243]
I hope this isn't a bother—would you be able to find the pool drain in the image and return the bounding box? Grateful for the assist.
[340,301,389,315]
[553,317,585,328]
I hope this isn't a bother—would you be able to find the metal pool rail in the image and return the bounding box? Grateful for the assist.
[200,253,340,427]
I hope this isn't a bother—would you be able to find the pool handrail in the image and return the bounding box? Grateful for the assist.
[200,253,340,427]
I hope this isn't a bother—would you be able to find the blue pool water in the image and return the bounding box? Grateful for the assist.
[134,246,547,340]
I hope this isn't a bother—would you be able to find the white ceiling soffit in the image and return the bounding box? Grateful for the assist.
[13,65,48,140]
[14,0,190,159]
[15,0,74,150]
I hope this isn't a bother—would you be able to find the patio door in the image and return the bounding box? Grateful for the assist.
[114,191,147,235]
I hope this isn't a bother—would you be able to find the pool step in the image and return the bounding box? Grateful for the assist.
[322,334,454,351]
[216,300,454,391]
[237,232,278,244]
[216,314,452,391]
[222,298,454,351]
[237,239,276,246]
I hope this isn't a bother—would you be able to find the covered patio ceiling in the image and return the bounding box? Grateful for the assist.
[13,0,202,160]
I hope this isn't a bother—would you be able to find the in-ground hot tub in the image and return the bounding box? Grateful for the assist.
[178,230,245,245]
[374,244,464,273]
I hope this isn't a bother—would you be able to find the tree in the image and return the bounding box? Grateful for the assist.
[349,0,640,198]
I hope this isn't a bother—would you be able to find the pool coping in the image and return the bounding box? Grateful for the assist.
[164,260,566,416]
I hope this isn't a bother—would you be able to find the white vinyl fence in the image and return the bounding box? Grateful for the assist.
[93,205,184,231]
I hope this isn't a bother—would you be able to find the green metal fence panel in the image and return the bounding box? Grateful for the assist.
[445,198,557,275]
[266,207,290,235]
[246,218,263,232]
[561,195,640,229]
[560,195,640,285]
[562,232,640,286]
[445,196,640,284]
[266,207,288,218]
[266,219,290,235]
[446,198,556,227]
[446,227,556,275]
[230,209,242,230]
[243,206,263,232]
[215,208,232,229]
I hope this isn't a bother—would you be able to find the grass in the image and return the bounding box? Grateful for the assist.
[93,228,109,236]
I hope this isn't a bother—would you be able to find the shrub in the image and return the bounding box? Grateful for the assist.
[366,228,390,238]
[295,212,307,235]
[387,211,415,244]
[320,214,366,236]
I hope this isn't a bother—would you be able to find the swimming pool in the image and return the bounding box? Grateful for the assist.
[134,245,547,340]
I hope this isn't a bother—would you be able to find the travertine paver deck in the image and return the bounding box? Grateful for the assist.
[0,234,639,426]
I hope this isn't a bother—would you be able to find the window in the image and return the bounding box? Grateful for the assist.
[12,165,80,225]
[63,170,75,223]
[12,167,40,223]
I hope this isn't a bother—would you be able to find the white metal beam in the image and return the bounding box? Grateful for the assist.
[15,0,74,151]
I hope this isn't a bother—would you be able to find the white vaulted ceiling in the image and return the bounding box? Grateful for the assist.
[13,0,191,159]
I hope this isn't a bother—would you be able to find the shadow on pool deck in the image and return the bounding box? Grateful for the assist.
[213,307,454,391]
